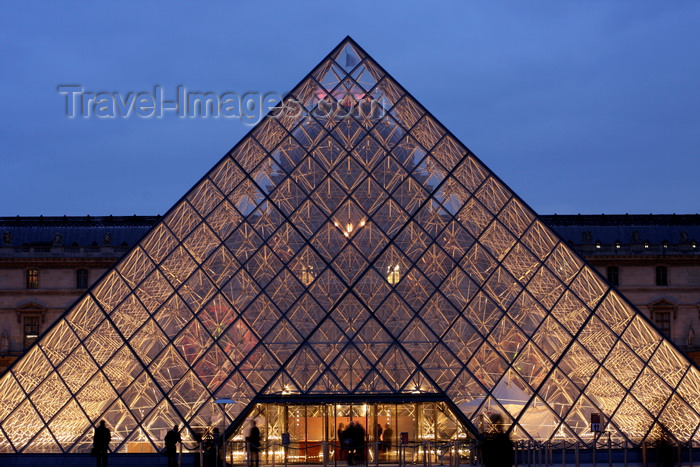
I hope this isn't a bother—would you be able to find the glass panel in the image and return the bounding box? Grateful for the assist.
[13,346,54,394]
[102,346,143,394]
[252,117,287,153]
[187,178,224,218]
[475,177,511,216]
[183,223,220,264]
[49,399,92,452]
[4,399,45,451]
[117,246,155,289]
[550,290,590,336]
[91,270,130,314]
[38,320,79,367]
[443,316,481,364]
[419,293,458,337]
[231,137,267,173]
[164,201,202,242]
[140,223,179,264]
[135,269,175,313]
[208,155,245,196]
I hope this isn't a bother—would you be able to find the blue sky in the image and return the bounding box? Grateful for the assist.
[1,1,698,216]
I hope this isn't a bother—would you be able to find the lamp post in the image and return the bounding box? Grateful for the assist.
[214,399,236,467]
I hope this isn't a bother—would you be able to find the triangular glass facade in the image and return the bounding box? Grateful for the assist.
[1,37,698,454]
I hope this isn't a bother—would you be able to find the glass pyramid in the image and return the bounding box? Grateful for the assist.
[1,37,698,454]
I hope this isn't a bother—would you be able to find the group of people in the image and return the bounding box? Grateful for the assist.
[89,415,681,467]
[337,420,366,465]
[91,421,181,467]
[202,420,260,467]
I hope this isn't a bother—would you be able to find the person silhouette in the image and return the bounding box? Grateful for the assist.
[382,423,393,459]
[204,428,222,467]
[481,414,513,467]
[656,424,677,467]
[338,423,347,461]
[164,424,181,467]
[354,422,365,463]
[248,420,261,467]
[93,420,111,467]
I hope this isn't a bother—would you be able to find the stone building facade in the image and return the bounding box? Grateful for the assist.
[1,214,698,372]
[543,214,700,363]
[0,216,156,371]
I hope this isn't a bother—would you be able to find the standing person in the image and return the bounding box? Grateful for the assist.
[656,425,677,467]
[374,423,383,453]
[346,421,356,466]
[93,420,111,467]
[382,423,393,460]
[354,422,365,464]
[205,428,222,467]
[248,420,261,467]
[338,423,347,462]
[213,428,223,467]
[481,414,513,467]
[164,425,181,467]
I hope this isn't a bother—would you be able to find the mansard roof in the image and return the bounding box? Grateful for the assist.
[0,216,158,248]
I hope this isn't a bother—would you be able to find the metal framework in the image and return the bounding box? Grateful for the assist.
[0,37,698,454]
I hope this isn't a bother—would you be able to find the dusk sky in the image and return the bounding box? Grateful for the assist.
[2,2,698,217]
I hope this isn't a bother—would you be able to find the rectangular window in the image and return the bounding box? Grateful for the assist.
[653,311,671,336]
[606,266,619,286]
[76,269,89,289]
[23,316,40,349]
[655,266,668,286]
[26,269,39,289]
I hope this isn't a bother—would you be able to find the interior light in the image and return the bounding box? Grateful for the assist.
[301,265,315,286]
[387,265,401,285]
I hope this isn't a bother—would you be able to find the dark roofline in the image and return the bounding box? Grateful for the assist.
[0,215,161,227]
[541,214,700,227]
[3,214,699,228]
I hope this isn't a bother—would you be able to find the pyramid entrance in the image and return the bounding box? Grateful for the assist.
[221,396,477,465]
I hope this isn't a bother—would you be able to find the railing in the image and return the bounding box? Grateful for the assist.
[182,439,699,467]
[513,439,698,467]
[196,439,477,467]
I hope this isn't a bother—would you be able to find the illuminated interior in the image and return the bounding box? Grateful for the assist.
[223,400,472,464]
[0,37,698,456]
